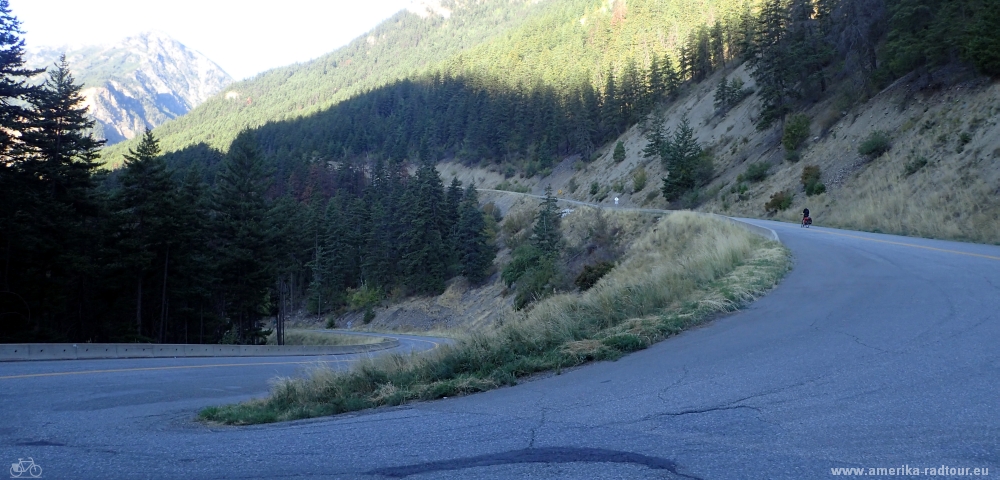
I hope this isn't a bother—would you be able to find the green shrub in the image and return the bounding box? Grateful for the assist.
[596,186,609,202]
[805,182,825,196]
[363,307,376,324]
[574,261,615,291]
[784,150,801,163]
[632,167,647,192]
[782,114,811,151]
[801,165,820,186]
[800,165,825,196]
[612,179,625,192]
[903,156,928,176]
[347,284,382,312]
[714,77,753,112]
[502,244,541,287]
[482,202,503,222]
[738,162,770,183]
[589,181,600,195]
[513,257,557,310]
[567,176,579,193]
[764,190,793,213]
[858,130,892,158]
[645,189,660,203]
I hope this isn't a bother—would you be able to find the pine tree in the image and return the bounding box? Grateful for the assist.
[531,185,562,258]
[714,77,732,111]
[113,130,173,339]
[662,54,680,95]
[212,131,275,344]
[170,166,215,343]
[454,183,495,283]
[601,70,621,138]
[613,140,626,163]
[445,177,463,231]
[661,118,712,202]
[693,26,714,81]
[642,116,666,159]
[749,0,795,128]
[0,0,41,159]
[648,53,664,103]
[710,21,727,68]
[24,56,104,195]
[12,55,104,338]
[399,160,449,294]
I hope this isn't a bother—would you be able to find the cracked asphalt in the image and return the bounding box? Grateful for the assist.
[2,220,999,479]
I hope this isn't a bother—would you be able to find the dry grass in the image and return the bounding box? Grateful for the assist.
[812,160,1000,243]
[265,330,384,346]
[712,77,1000,245]
[200,213,790,425]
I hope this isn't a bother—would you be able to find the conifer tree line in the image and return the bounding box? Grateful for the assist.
[0,1,496,343]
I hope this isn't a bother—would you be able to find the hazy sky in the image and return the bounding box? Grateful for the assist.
[10,0,413,80]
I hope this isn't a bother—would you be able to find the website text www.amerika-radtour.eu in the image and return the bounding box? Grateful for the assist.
[830,465,989,476]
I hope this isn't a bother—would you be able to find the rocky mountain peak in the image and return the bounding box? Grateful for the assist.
[28,32,232,145]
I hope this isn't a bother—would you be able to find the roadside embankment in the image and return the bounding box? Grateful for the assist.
[201,212,790,425]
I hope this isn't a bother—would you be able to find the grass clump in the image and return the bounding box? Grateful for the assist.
[858,130,892,159]
[957,132,972,153]
[200,213,790,425]
[902,156,928,176]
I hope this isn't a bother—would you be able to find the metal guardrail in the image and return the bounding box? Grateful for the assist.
[0,338,400,362]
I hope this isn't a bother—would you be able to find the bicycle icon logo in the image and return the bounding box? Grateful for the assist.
[9,458,41,478]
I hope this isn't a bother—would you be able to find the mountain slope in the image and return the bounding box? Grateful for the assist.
[101,0,744,165]
[100,1,547,162]
[27,32,232,144]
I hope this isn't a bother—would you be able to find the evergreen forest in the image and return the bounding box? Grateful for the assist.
[1,0,998,343]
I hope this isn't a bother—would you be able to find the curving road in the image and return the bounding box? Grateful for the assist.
[3,220,1000,479]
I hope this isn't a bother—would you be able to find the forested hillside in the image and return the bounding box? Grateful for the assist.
[2,0,998,343]
[100,0,550,163]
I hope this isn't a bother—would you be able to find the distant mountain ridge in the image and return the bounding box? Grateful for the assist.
[27,32,232,145]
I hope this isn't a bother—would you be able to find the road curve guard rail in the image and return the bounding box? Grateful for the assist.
[0,338,400,362]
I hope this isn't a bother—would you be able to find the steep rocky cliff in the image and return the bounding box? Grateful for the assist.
[27,32,231,145]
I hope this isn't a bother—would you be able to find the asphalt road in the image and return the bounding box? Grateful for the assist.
[3,220,999,479]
